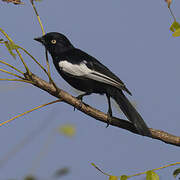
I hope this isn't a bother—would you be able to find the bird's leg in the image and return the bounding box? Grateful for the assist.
[74,92,91,111]
[106,93,112,128]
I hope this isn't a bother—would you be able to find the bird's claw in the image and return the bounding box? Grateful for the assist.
[106,111,112,128]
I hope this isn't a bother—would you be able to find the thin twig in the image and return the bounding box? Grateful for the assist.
[0,68,24,79]
[15,48,31,75]
[30,0,45,35]
[0,99,62,127]
[0,78,33,84]
[125,161,180,178]
[0,28,13,42]
[169,7,176,22]
[92,162,180,179]
[91,163,111,176]
[0,60,24,75]
[0,28,31,74]
[16,46,48,75]
[29,0,52,82]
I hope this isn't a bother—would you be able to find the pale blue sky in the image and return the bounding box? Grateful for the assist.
[0,0,180,179]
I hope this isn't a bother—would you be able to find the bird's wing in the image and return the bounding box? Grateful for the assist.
[85,58,132,95]
[59,49,131,95]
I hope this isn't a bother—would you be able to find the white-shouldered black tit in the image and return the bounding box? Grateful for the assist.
[34,32,151,137]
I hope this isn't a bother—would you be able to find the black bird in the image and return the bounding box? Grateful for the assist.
[34,32,151,137]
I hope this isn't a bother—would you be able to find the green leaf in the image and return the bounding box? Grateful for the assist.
[146,170,159,180]
[4,41,16,59]
[120,175,128,180]
[109,176,118,180]
[170,21,180,32]
[173,168,180,178]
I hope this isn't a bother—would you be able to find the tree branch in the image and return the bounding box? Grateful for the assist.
[24,73,180,147]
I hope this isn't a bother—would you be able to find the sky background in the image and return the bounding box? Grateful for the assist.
[0,0,180,179]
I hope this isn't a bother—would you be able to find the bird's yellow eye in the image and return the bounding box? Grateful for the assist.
[51,39,56,44]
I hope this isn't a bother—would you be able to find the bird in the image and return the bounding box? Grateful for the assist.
[34,32,151,137]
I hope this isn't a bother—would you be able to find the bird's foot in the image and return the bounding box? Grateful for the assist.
[106,111,112,128]
[74,95,83,111]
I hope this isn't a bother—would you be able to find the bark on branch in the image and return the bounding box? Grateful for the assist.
[24,73,180,147]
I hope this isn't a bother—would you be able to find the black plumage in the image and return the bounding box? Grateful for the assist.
[34,32,151,137]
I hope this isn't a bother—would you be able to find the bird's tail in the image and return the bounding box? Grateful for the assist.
[108,88,151,137]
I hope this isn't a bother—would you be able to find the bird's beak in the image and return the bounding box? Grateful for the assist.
[34,36,45,44]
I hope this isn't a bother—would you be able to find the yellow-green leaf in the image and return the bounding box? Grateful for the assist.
[173,28,180,37]
[146,170,159,180]
[120,175,128,180]
[170,21,180,33]
[4,41,16,59]
[109,175,118,180]
[173,168,180,178]
[58,124,76,137]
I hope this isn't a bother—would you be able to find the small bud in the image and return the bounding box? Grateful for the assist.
[165,0,172,8]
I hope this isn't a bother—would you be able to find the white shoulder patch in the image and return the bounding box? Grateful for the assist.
[59,60,122,89]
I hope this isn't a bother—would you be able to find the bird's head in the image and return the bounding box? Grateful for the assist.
[34,32,73,56]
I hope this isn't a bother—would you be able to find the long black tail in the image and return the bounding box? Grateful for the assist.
[108,88,151,137]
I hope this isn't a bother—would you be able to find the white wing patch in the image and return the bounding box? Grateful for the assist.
[59,60,122,88]
[59,60,91,76]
